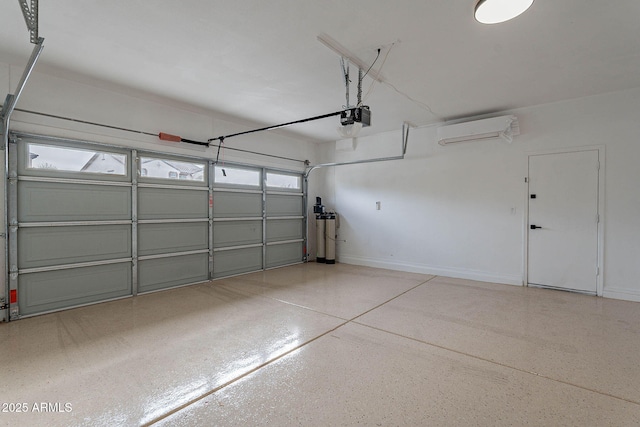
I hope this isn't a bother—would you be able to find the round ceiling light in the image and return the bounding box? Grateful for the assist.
[475,0,534,24]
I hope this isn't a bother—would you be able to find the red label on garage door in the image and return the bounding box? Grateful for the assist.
[10,289,17,304]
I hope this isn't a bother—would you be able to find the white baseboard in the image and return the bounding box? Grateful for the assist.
[337,255,523,286]
[603,287,640,303]
[335,255,640,303]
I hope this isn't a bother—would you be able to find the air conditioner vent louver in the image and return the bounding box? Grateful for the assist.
[437,115,519,145]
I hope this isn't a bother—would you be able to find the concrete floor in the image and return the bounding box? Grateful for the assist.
[1,263,640,426]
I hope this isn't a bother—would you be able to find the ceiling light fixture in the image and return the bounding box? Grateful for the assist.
[474,0,534,24]
[337,122,363,139]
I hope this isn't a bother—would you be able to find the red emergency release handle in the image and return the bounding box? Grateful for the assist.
[158,132,182,142]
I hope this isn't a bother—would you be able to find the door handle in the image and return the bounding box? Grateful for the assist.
[530,225,542,229]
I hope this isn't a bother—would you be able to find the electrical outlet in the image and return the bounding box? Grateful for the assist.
[376,201,381,210]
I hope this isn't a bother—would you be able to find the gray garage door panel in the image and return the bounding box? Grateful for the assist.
[213,246,263,279]
[138,222,208,256]
[18,181,131,222]
[213,220,262,248]
[266,194,302,216]
[18,225,132,269]
[266,219,303,243]
[19,263,132,316]
[10,135,307,318]
[138,253,209,293]
[138,187,208,220]
[213,192,262,218]
[266,242,303,268]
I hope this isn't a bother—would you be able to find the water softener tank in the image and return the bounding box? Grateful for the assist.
[316,214,326,263]
[325,213,336,264]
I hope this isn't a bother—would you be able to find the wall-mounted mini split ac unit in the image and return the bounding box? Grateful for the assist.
[436,115,520,145]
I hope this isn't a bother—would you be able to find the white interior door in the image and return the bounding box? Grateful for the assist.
[528,150,599,294]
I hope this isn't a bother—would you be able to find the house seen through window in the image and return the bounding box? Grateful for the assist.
[139,156,205,182]
[27,143,127,175]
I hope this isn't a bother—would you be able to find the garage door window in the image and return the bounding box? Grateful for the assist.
[26,143,127,175]
[214,166,261,187]
[139,156,205,182]
[266,172,301,190]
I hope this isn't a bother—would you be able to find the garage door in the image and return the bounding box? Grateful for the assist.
[6,133,306,319]
[11,136,133,317]
[137,154,210,293]
[212,165,264,278]
[265,171,305,268]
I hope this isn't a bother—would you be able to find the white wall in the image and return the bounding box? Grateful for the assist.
[319,88,640,301]
[3,59,640,304]
[2,63,316,171]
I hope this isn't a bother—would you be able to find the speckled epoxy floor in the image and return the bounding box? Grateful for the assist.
[1,263,640,426]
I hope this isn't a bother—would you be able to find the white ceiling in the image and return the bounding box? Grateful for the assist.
[2,1,640,142]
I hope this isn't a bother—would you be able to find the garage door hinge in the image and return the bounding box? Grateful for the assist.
[0,298,7,310]
[524,177,528,183]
